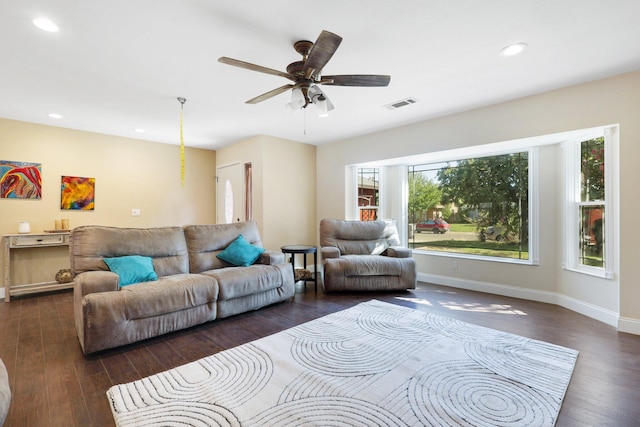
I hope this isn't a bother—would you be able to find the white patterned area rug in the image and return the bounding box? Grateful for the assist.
[107,299,578,426]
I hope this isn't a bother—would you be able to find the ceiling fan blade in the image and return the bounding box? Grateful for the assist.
[320,74,391,87]
[218,57,295,81]
[245,84,294,104]
[303,31,343,79]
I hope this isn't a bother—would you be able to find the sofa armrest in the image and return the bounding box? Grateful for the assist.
[75,271,120,297]
[257,250,285,265]
[386,246,413,258]
[321,246,341,259]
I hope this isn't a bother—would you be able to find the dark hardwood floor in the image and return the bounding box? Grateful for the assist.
[1,282,639,426]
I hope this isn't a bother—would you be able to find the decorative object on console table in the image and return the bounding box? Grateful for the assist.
[47,218,71,233]
[2,232,72,302]
[17,222,30,234]
[281,245,318,291]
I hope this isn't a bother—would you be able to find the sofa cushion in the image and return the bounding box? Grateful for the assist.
[216,234,265,267]
[71,226,190,277]
[119,274,218,320]
[104,255,158,286]
[326,255,404,277]
[319,219,400,255]
[202,264,286,301]
[184,222,265,273]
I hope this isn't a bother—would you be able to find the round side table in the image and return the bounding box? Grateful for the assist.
[281,245,318,291]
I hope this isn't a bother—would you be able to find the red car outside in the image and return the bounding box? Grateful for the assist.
[415,219,450,234]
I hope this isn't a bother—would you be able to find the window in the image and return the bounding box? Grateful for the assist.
[564,127,615,278]
[357,168,379,221]
[408,151,530,261]
[348,126,616,273]
[579,137,605,267]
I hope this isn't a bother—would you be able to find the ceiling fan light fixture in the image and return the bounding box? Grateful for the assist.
[314,95,328,117]
[290,88,306,109]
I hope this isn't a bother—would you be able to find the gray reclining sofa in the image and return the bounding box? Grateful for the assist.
[71,221,294,354]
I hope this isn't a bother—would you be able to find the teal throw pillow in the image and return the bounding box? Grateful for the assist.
[103,255,158,287]
[217,234,265,267]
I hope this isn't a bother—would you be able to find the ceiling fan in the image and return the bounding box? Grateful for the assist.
[218,30,390,116]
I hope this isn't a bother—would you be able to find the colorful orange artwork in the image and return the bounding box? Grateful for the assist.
[0,160,42,199]
[61,176,95,210]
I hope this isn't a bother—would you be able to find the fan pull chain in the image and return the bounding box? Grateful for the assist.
[177,97,187,187]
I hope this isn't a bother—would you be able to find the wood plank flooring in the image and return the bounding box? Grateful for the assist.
[1,282,639,426]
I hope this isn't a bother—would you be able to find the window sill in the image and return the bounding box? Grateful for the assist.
[413,248,538,266]
[562,264,614,280]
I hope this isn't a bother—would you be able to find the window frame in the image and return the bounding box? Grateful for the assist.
[562,127,617,279]
[407,146,538,265]
[355,167,381,221]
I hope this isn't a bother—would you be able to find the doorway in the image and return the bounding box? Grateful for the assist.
[216,163,243,224]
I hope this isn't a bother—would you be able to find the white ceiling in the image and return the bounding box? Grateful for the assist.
[2,1,640,150]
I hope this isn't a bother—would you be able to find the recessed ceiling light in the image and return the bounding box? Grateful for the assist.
[133,128,145,133]
[33,17,59,33]
[48,113,63,119]
[500,43,528,57]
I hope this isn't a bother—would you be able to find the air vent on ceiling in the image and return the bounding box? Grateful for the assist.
[384,97,419,110]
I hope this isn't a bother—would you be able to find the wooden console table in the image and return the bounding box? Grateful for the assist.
[3,232,72,302]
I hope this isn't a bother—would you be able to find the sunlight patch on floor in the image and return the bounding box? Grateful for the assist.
[440,301,528,315]
[395,293,527,315]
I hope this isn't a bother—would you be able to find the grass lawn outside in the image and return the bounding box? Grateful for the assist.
[410,238,529,260]
[448,223,478,233]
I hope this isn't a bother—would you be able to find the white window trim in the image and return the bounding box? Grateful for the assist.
[529,146,540,265]
[562,126,617,279]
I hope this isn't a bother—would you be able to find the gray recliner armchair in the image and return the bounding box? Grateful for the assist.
[320,219,416,292]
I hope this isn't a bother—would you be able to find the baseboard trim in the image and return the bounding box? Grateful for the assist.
[417,272,620,329]
[554,293,619,327]
[618,316,640,335]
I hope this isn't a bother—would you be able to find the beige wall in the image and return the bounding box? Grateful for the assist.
[216,135,316,251]
[1,118,216,297]
[317,70,640,333]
